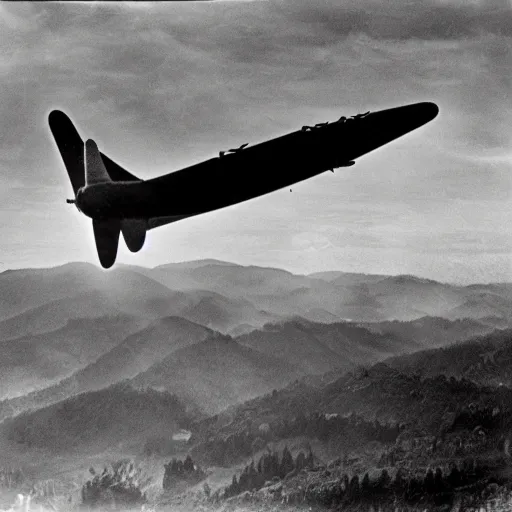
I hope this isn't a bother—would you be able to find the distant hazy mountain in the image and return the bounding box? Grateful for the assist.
[5,316,485,421]
[386,328,512,387]
[1,259,511,412]
[70,316,214,390]
[143,262,512,324]
[0,384,193,453]
[0,292,122,341]
[237,319,409,376]
[445,290,512,321]
[132,335,301,414]
[0,316,214,420]
[0,314,146,400]
[308,270,388,286]
[0,262,210,322]
[360,316,496,350]
[1,260,510,336]
[177,289,277,333]
[0,263,105,320]
[148,261,312,297]
[142,262,329,322]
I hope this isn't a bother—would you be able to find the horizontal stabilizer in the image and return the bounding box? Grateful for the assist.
[85,139,111,185]
[121,219,147,253]
[48,110,85,195]
[93,218,121,269]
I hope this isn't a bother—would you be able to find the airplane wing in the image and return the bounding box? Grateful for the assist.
[138,102,438,220]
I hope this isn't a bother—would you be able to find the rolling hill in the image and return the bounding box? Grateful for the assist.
[386,328,512,387]
[0,316,214,419]
[131,335,301,414]
[0,259,510,420]
[193,361,512,453]
[360,316,496,350]
[0,314,147,400]
[237,319,410,376]
[0,384,194,453]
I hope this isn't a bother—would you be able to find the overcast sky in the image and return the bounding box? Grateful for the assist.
[1,0,511,283]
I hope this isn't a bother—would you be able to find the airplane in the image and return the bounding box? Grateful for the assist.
[48,101,439,269]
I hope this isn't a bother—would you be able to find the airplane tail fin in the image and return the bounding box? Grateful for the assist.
[85,139,111,185]
[48,110,141,198]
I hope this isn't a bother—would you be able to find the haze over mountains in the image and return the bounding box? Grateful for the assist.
[387,328,512,387]
[0,256,511,512]
[0,314,146,399]
[0,260,510,402]
[0,259,510,455]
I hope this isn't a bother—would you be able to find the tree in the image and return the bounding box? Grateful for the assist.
[280,446,294,477]
[424,469,435,494]
[377,469,391,491]
[348,475,360,500]
[230,474,239,496]
[257,456,263,474]
[184,454,194,473]
[393,468,406,495]
[306,449,314,468]
[361,473,371,495]
[448,466,461,489]
[295,451,306,471]
[82,460,149,508]
[434,467,444,493]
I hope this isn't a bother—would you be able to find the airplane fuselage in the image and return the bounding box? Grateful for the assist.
[75,102,439,222]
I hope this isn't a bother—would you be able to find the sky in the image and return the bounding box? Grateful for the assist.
[1,0,511,283]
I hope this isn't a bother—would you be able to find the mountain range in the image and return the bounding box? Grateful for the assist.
[386,328,512,387]
[0,260,508,407]
[0,258,509,508]
[0,259,509,454]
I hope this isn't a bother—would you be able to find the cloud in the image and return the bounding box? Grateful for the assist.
[0,1,510,281]
[272,0,512,41]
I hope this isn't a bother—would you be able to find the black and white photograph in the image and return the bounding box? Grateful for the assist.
[0,1,511,511]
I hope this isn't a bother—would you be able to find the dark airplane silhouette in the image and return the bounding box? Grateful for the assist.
[48,102,439,268]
